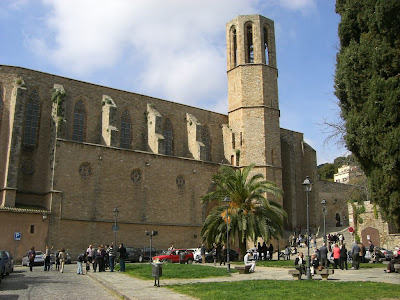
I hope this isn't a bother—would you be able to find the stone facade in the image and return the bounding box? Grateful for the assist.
[0,14,351,260]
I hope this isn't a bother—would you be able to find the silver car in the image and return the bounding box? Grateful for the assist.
[0,250,12,278]
[22,251,45,266]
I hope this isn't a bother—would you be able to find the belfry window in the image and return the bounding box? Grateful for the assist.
[73,100,86,142]
[246,24,254,63]
[232,27,238,67]
[120,110,131,149]
[163,118,173,155]
[202,126,211,161]
[264,27,270,65]
[23,90,40,146]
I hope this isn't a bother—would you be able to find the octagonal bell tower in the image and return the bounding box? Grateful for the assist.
[226,15,282,199]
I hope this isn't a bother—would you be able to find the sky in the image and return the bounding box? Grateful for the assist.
[0,0,349,165]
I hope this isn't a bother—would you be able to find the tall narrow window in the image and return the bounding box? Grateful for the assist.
[73,100,86,142]
[232,132,235,149]
[202,126,211,161]
[246,24,254,63]
[120,110,131,149]
[0,83,3,125]
[23,90,40,146]
[163,118,173,155]
[264,27,270,65]
[232,27,238,67]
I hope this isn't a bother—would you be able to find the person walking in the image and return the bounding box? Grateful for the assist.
[55,250,60,271]
[351,241,361,270]
[107,244,116,272]
[28,247,36,272]
[117,243,126,272]
[59,248,66,273]
[340,244,348,270]
[319,242,328,268]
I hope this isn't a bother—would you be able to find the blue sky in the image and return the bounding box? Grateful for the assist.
[0,0,348,164]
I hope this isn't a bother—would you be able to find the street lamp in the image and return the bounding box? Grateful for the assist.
[302,176,312,280]
[321,199,327,244]
[113,207,119,248]
[223,197,231,274]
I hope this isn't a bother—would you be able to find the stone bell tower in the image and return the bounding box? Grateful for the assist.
[226,15,283,202]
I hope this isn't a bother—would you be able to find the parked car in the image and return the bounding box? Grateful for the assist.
[152,249,194,264]
[188,248,202,262]
[123,247,141,263]
[375,247,394,261]
[0,250,12,278]
[4,251,13,273]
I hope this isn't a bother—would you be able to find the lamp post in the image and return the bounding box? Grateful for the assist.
[113,207,119,248]
[302,176,312,280]
[223,197,231,274]
[321,199,327,244]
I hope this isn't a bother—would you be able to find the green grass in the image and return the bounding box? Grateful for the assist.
[117,263,237,280]
[167,280,400,300]
[359,262,386,269]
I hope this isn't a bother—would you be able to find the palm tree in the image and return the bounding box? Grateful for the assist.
[201,164,287,260]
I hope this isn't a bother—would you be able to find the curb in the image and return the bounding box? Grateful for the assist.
[87,271,136,300]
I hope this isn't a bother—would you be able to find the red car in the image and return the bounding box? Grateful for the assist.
[152,249,194,264]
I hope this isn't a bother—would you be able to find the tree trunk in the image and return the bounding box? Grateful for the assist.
[238,239,247,261]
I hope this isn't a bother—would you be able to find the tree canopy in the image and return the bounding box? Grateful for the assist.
[201,164,286,260]
[334,0,400,227]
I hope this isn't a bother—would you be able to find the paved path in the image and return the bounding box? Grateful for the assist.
[86,263,400,300]
[0,264,118,300]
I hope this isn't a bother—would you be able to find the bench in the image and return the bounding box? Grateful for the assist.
[315,269,334,280]
[394,264,400,273]
[235,265,251,274]
[288,269,302,280]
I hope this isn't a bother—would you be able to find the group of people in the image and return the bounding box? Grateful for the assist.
[84,243,126,274]
[27,246,67,273]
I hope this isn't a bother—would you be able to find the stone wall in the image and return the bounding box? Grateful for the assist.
[348,201,400,249]
[0,208,49,262]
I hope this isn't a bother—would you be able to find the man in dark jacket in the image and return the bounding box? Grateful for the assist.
[339,244,348,270]
[319,242,328,268]
[117,244,127,272]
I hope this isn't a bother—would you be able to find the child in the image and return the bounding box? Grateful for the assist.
[85,253,91,274]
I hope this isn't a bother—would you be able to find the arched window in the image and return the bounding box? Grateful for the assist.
[73,100,86,142]
[230,26,238,67]
[120,110,131,149]
[163,118,173,155]
[245,23,254,63]
[202,126,211,161]
[23,90,40,146]
[263,26,270,65]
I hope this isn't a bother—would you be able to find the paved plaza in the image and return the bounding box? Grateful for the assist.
[0,263,399,300]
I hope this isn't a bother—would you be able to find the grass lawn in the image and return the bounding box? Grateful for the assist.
[118,263,236,280]
[168,280,400,300]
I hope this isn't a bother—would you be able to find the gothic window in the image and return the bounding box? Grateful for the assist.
[73,100,86,142]
[230,26,238,68]
[23,90,40,146]
[246,23,254,63]
[163,118,173,155]
[120,110,131,149]
[0,83,3,125]
[263,26,270,65]
[202,126,211,161]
